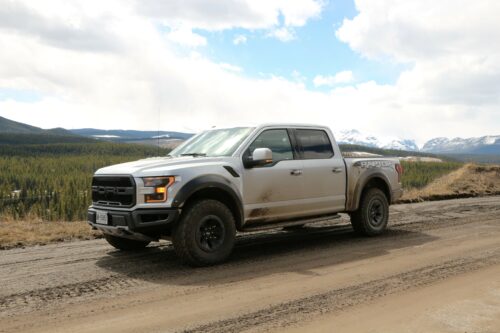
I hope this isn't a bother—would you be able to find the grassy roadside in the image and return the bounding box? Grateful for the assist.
[399,163,500,202]
[2,163,499,250]
[0,219,100,250]
[400,161,463,189]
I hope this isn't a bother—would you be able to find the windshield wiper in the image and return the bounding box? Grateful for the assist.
[180,153,207,157]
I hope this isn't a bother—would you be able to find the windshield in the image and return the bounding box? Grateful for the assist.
[169,127,255,157]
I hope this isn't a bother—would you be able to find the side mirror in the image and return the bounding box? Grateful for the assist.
[244,148,273,168]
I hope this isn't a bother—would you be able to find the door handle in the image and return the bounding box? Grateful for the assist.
[332,167,343,173]
[290,169,303,176]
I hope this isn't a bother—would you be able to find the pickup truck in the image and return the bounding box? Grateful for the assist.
[88,124,403,266]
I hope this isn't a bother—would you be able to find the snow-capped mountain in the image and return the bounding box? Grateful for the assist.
[336,130,500,154]
[382,139,419,151]
[336,130,380,148]
[336,130,419,151]
[422,135,500,154]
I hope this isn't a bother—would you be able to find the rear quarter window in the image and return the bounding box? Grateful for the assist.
[296,129,334,159]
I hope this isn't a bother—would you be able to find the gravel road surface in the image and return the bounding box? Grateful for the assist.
[1,196,499,332]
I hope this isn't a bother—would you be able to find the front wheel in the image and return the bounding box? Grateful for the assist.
[172,199,236,266]
[350,188,389,236]
[104,234,150,251]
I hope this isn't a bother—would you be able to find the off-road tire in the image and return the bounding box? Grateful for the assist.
[173,199,236,266]
[104,234,150,251]
[350,188,389,236]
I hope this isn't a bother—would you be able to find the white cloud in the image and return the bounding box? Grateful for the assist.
[0,0,499,146]
[137,0,323,44]
[218,63,242,73]
[336,0,500,63]
[233,34,247,45]
[313,71,354,87]
[136,0,324,31]
[267,27,295,42]
[166,25,207,47]
[335,0,500,106]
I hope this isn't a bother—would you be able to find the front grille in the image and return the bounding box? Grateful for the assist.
[91,176,135,207]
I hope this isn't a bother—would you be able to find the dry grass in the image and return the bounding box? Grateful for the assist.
[400,163,500,202]
[0,218,101,250]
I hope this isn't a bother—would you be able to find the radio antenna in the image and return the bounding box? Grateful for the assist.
[157,107,160,156]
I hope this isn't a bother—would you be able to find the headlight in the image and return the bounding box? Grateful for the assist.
[143,176,175,203]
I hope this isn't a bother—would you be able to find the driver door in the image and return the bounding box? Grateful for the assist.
[241,128,306,223]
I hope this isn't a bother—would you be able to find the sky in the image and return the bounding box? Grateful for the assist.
[0,0,499,146]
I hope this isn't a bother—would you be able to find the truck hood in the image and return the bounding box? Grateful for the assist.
[95,156,233,176]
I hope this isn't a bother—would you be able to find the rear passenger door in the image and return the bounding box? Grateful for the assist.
[294,129,346,213]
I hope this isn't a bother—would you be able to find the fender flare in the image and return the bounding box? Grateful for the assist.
[349,171,392,211]
[172,174,244,226]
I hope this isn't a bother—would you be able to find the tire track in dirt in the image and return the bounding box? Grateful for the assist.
[0,275,144,315]
[181,248,500,333]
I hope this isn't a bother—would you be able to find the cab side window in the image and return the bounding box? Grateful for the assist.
[247,129,294,163]
[296,129,334,159]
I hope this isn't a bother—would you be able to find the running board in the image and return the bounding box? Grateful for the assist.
[242,213,341,232]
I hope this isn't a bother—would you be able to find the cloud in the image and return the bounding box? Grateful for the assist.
[266,27,295,42]
[0,0,125,52]
[313,71,354,87]
[218,63,242,73]
[335,0,500,106]
[233,34,247,45]
[332,0,500,142]
[0,0,499,146]
[136,0,324,31]
[166,25,207,47]
[137,0,323,43]
[336,0,500,62]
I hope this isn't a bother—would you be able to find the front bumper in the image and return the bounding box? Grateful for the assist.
[87,207,179,240]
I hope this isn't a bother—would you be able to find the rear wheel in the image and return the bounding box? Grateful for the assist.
[104,234,150,251]
[172,199,236,266]
[350,188,389,236]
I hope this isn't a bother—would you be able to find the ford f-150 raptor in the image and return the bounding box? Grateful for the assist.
[88,124,403,266]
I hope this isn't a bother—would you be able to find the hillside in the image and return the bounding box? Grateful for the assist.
[1,116,498,162]
[0,133,96,145]
[401,164,500,202]
[0,116,89,144]
[70,128,193,142]
[0,116,46,134]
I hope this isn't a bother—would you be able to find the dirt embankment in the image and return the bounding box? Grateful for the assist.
[400,163,500,202]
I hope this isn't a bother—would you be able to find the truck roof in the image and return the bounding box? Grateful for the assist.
[209,123,330,130]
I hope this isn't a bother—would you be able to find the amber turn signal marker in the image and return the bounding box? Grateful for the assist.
[143,176,174,203]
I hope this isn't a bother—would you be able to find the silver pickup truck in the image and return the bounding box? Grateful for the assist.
[88,124,403,266]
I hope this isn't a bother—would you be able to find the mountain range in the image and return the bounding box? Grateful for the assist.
[70,128,192,141]
[0,115,74,136]
[336,129,500,155]
[0,116,499,156]
[336,130,419,151]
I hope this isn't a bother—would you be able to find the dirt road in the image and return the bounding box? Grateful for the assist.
[1,196,500,333]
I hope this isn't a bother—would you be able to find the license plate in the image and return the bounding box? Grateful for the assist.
[96,211,108,225]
